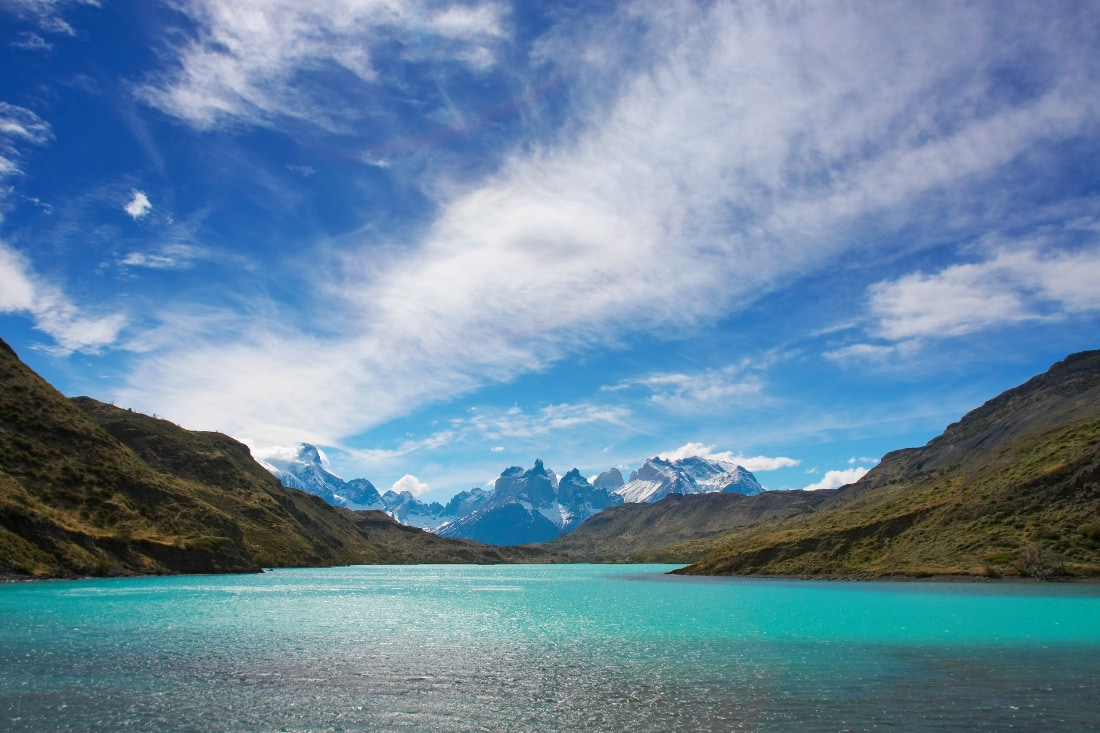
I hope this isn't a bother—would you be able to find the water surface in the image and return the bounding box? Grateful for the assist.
[2,564,1098,732]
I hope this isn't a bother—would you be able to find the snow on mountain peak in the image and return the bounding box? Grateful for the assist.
[614,455,762,503]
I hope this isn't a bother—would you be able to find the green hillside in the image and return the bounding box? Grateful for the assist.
[676,351,1100,579]
[537,490,833,562]
[0,338,556,578]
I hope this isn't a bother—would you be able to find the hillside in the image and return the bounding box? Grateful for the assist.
[341,509,564,563]
[536,490,833,562]
[676,350,1100,578]
[0,339,557,578]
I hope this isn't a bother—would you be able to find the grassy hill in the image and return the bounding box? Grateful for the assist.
[0,338,557,578]
[342,509,563,563]
[675,350,1100,579]
[536,489,834,562]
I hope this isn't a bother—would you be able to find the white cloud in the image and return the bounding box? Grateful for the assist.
[801,467,869,492]
[391,474,429,497]
[608,366,764,413]
[0,244,35,310]
[140,0,510,129]
[0,102,52,188]
[124,190,152,220]
[464,403,630,442]
[11,31,51,51]
[490,446,504,452]
[117,3,1100,447]
[248,442,308,466]
[866,243,1100,342]
[0,0,100,35]
[0,102,52,144]
[120,243,207,270]
[659,442,799,472]
[0,242,126,354]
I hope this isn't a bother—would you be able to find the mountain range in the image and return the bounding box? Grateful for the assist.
[3,331,1097,580]
[262,445,765,545]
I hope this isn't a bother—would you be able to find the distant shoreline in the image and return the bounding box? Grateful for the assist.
[666,570,1100,584]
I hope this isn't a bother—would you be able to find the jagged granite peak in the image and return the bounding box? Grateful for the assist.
[443,487,492,517]
[380,490,448,529]
[340,477,383,508]
[615,455,763,503]
[594,467,625,490]
[494,459,558,506]
[437,460,621,546]
[557,468,591,504]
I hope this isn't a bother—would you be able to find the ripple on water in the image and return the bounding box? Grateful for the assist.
[2,566,1099,732]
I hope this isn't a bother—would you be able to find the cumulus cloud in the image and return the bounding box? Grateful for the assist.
[0,242,126,354]
[124,190,152,220]
[660,442,799,472]
[391,474,430,497]
[140,0,510,129]
[801,467,869,492]
[116,3,1100,448]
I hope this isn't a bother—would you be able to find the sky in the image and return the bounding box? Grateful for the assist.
[2,0,1099,505]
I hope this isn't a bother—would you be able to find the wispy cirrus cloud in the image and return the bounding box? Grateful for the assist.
[0,101,52,184]
[0,0,100,36]
[0,101,125,354]
[139,0,511,130]
[116,2,1100,450]
[606,365,765,413]
[119,243,209,271]
[462,403,631,442]
[0,242,126,354]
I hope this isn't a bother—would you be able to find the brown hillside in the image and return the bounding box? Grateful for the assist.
[676,350,1100,579]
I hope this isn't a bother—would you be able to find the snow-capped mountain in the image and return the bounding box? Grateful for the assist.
[615,456,763,503]
[438,460,622,545]
[259,446,762,543]
[258,443,381,508]
[258,443,464,527]
[379,490,449,530]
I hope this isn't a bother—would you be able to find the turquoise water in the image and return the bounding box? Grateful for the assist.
[2,564,1099,732]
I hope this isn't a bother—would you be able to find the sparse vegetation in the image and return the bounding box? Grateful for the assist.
[0,338,558,578]
[674,351,1100,579]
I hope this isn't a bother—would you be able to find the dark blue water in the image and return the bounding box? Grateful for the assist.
[2,565,1098,731]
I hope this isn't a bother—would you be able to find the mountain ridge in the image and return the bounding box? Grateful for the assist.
[674,350,1100,578]
[0,339,560,578]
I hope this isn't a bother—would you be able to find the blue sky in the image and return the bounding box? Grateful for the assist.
[2,1,1099,504]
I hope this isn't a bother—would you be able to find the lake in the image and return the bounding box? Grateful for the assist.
[2,564,1099,732]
